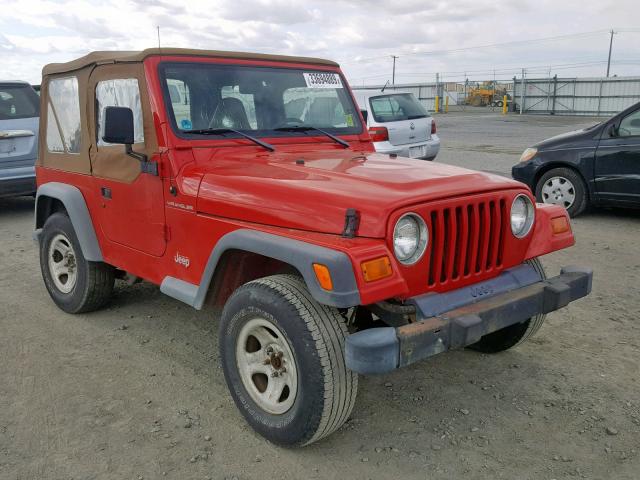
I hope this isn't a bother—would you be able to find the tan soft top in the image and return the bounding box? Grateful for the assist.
[42,48,339,76]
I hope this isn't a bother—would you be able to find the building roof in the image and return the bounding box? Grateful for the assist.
[42,48,339,76]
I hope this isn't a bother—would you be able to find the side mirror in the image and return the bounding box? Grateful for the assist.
[101,106,157,176]
[608,124,619,138]
[102,106,135,144]
[360,109,368,123]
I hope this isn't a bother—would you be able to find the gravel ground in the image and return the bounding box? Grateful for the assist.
[1,111,639,480]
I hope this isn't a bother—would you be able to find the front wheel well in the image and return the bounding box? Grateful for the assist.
[204,249,302,308]
[533,163,589,198]
[36,196,68,229]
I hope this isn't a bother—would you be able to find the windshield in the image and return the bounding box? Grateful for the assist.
[160,63,362,138]
[0,84,40,120]
[368,93,427,123]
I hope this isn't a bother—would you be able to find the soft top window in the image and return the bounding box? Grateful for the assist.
[0,84,40,120]
[160,62,362,138]
[369,93,427,123]
[46,77,81,154]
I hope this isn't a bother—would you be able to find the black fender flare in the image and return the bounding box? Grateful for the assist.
[34,182,103,262]
[160,229,361,309]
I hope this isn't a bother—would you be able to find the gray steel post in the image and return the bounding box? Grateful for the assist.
[519,69,525,115]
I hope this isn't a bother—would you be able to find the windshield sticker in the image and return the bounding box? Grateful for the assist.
[345,114,354,127]
[180,119,193,130]
[303,72,343,89]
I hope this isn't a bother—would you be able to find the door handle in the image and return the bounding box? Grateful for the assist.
[101,187,112,199]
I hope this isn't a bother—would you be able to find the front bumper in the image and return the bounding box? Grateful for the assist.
[346,264,592,374]
[511,160,537,189]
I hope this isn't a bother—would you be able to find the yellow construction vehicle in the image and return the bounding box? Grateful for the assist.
[464,81,510,107]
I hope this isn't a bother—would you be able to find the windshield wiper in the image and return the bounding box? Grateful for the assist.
[186,128,275,152]
[274,125,350,148]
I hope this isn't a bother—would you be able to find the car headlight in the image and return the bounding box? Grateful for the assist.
[393,213,428,265]
[510,194,535,238]
[519,147,538,163]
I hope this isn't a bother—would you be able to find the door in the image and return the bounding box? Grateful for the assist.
[595,107,640,204]
[89,66,166,256]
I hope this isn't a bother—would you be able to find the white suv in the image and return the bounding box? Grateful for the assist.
[353,90,439,160]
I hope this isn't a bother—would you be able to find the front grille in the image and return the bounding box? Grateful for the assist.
[426,196,507,287]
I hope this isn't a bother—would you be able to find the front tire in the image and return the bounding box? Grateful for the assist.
[535,167,588,217]
[467,258,547,353]
[219,274,357,447]
[39,213,114,313]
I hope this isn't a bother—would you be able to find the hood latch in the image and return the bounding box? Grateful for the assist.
[342,208,360,238]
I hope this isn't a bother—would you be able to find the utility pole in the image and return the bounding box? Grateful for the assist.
[606,29,615,77]
[391,55,398,85]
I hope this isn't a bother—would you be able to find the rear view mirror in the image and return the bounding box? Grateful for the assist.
[361,109,368,123]
[102,106,135,144]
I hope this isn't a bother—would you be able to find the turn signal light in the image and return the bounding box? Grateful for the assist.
[368,126,389,142]
[431,120,437,135]
[551,216,570,234]
[313,263,334,291]
[361,256,393,282]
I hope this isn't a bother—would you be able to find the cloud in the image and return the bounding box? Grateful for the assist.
[0,0,638,85]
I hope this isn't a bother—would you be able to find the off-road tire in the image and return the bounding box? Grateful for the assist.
[535,167,588,218]
[467,258,547,353]
[219,274,357,447]
[39,213,114,313]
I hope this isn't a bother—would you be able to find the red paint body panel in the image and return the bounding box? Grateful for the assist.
[36,54,577,308]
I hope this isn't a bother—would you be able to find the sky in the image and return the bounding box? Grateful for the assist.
[1,0,639,86]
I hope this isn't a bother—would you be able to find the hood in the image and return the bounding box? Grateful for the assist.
[534,124,602,150]
[192,150,526,238]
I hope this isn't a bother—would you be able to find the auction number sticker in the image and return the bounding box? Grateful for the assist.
[303,72,343,89]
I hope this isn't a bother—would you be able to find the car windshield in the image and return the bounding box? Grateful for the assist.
[0,84,40,120]
[368,93,427,123]
[160,63,362,138]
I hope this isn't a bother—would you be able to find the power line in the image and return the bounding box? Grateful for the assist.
[343,29,611,65]
[350,60,640,83]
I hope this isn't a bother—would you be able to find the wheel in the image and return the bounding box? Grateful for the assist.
[535,167,588,217]
[496,100,504,107]
[219,274,357,447]
[39,213,115,313]
[467,258,547,353]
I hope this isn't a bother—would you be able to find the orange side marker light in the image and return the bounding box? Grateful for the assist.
[313,263,334,291]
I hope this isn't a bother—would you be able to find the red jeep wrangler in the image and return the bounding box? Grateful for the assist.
[34,49,592,447]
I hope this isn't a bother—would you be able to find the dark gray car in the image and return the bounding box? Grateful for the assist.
[0,81,40,198]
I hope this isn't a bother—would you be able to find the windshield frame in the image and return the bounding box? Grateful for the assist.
[158,61,363,142]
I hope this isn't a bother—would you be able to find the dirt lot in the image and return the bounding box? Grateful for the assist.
[1,112,639,480]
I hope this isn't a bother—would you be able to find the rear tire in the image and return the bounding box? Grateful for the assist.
[535,167,588,217]
[39,213,114,313]
[219,274,357,447]
[467,258,547,353]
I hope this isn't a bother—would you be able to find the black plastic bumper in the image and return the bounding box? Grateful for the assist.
[345,265,593,374]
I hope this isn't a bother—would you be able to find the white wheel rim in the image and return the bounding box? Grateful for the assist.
[48,233,78,294]
[235,317,298,415]
[541,176,576,209]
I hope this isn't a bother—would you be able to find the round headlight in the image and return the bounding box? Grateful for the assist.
[510,194,535,238]
[393,213,428,265]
